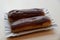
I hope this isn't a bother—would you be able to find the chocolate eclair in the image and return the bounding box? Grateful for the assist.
[11,16,51,33]
[8,8,45,23]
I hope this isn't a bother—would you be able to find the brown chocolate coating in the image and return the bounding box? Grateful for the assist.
[11,16,51,33]
[8,8,45,23]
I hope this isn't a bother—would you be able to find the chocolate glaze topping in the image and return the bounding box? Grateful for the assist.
[11,16,51,30]
[8,8,45,22]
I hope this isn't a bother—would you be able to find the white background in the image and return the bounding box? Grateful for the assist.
[0,0,60,40]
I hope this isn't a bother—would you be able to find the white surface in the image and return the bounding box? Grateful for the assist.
[0,0,60,40]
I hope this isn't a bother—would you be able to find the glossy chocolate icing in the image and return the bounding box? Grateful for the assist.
[8,8,45,22]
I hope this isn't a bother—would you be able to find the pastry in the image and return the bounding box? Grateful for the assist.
[8,8,45,23]
[11,16,51,33]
